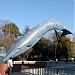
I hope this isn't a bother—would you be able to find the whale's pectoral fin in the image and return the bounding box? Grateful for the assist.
[26,44,32,47]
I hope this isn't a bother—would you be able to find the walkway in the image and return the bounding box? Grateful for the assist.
[11,72,21,75]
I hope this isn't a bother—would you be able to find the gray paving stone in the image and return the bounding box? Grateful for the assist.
[11,72,21,75]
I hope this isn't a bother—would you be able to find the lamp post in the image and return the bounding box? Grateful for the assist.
[54,41,56,61]
[54,29,59,62]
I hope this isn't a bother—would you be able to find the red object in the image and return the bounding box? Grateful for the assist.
[0,64,8,73]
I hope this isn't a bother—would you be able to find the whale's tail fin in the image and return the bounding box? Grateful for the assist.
[61,29,72,37]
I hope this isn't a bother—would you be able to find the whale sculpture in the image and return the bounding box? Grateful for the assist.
[3,19,66,61]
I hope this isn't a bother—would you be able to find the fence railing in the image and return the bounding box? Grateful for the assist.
[21,65,75,75]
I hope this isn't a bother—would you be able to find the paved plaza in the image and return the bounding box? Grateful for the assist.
[11,72,20,75]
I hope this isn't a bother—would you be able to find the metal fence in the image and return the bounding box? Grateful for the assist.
[20,65,75,75]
